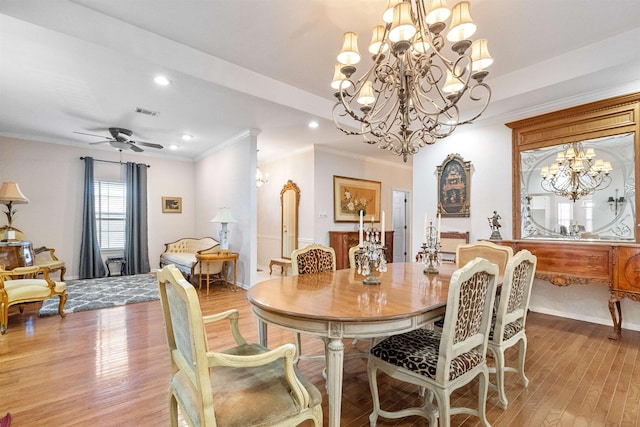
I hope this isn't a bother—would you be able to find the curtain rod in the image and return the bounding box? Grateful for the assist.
[79,157,150,168]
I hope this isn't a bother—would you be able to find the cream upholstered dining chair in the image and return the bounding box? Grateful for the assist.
[291,243,336,275]
[291,243,336,362]
[367,259,498,427]
[433,240,512,331]
[456,240,514,277]
[0,265,67,334]
[367,258,498,427]
[157,265,323,427]
[488,249,537,409]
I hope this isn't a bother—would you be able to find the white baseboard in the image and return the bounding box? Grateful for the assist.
[529,305,640,332]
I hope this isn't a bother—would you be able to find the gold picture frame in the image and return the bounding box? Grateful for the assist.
[333,176,381,222]
[437,153,471,217]
[162,196,182,213]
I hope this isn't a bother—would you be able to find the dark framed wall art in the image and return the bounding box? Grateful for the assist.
[437,153,471,217]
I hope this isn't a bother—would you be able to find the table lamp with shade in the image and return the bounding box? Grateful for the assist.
[0,181,29,241]
[210,207,237,253]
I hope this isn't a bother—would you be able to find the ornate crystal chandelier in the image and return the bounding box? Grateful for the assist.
[331,0,493,162]
[540,142,613,202]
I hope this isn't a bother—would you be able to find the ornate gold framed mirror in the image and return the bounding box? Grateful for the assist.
[507,92,640,242]
[280,180,300,258]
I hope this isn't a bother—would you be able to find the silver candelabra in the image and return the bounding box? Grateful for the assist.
[356,224,387,285]
[419,220,440,275]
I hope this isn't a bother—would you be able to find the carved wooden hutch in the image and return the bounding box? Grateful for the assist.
[506,92,640,339]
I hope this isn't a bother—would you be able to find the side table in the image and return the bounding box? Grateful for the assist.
[196,252,239,294]
[105,256,126,276]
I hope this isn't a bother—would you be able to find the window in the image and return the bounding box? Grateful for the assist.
[557,202,573,234]
[95,181,126,250]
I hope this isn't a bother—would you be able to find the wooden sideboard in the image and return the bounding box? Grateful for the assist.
[329,231,394,270]
[495,239,640,340]
[0,241,34,270]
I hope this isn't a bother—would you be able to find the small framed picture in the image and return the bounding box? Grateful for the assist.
[162,196,182,213]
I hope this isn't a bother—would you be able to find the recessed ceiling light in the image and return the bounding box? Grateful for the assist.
[169,144,179,150]
[308,121,319,129]
[181,134,193,141]
[154,75,171,86]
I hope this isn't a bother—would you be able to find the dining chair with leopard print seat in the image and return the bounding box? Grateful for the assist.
[291,243,336,275]
[367,257,498,427]
[290,243,336,364]
[488,249,537,410]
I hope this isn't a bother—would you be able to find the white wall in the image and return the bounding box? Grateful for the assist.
[412,122,514,254]
[195,130,257,287]
[313,148,413,246]
[0,136,195,279]
[256,148,314,268]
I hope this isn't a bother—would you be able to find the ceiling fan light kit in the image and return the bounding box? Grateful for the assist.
[75,127,164,152]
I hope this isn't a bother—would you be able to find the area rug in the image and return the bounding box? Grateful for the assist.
[39,273,159,316]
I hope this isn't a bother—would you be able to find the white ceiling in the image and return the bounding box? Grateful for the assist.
[1,0,640,165]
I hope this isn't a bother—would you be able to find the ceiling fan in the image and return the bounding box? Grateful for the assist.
[75,127,163,152]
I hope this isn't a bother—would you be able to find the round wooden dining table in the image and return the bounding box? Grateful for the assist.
[247,262,457,427]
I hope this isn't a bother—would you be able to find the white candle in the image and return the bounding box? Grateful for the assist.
[359,210,364,247]
[381,211,385,246]
[437,212,442,240]
[423,213,428,243]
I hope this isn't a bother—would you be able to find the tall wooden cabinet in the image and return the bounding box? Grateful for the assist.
[329,231,394,270]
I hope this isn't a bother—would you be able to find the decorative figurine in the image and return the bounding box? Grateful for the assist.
[488,210,502,240]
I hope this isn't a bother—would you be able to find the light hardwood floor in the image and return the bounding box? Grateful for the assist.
[1,279,640,426]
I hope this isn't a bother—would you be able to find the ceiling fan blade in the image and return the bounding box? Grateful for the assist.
[89,140,111,145]
[74,131,109,139]
[129,144,144,153]
[135,141,163,149]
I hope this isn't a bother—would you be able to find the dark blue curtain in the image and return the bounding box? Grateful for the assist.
[123,162,150,275]
[79,157,106,279]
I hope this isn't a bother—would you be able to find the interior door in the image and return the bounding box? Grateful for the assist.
[392,190,409,262]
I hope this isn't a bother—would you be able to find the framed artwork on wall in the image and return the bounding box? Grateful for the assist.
[162,196,182,213]
[437,153,471,218]
[333,176,381,222]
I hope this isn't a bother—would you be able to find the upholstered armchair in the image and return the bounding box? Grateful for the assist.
[0,265,67,334]
[34,246,66,280]
[157,265,323,426]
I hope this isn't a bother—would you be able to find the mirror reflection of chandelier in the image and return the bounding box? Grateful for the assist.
[331,0,493,162]
[540,141,613,202]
